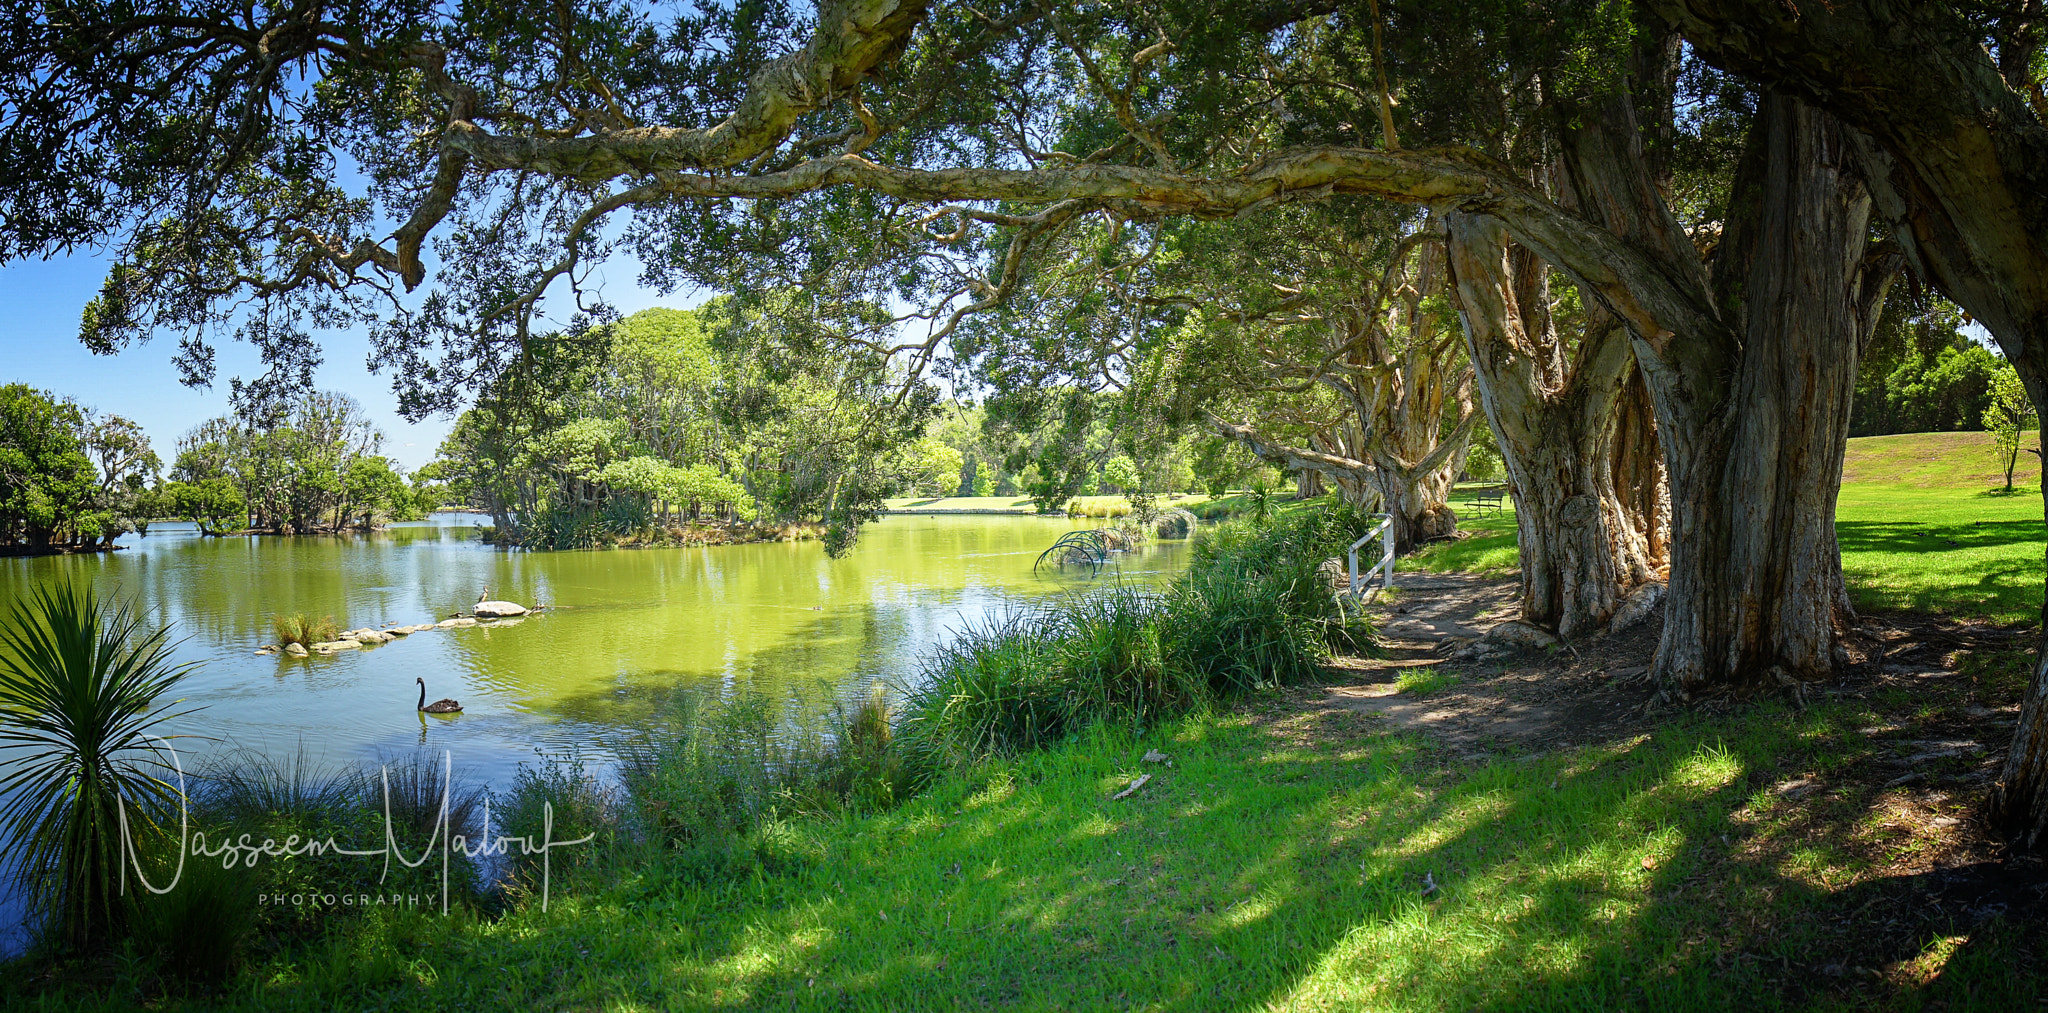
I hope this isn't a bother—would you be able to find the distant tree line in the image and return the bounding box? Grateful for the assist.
[1851,296,2019,438]
[166,391,436,535]
[1,382,435,550]
[0,384,159,551]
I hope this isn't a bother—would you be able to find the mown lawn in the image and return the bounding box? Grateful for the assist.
[15,671,2039,1012]
[1411,433,2047,624]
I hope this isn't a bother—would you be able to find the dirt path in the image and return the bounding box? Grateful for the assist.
[1270,569,2030,762]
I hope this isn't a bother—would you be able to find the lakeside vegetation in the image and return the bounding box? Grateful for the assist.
[0,504,1371,1001]
[5,487,2045,1008]
[7,0,2048,1007]
[0,386,160,553]
[0,383,438,552]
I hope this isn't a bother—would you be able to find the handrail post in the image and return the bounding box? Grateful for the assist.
[1381,513,1395,593]
[1346,513,1396,600]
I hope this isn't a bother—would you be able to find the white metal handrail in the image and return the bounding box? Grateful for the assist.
[1347,513,1395,600]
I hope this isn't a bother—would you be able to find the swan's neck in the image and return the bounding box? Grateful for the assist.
[417,682,426,711]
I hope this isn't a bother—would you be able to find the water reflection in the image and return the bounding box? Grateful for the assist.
[0,512,1188,785]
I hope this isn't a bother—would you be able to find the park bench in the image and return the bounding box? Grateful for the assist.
[1468,484,1510,515]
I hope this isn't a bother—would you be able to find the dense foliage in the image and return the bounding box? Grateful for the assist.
[1851,297,2004,437]
[434,302,944,552]
[0,384,159,551]
[164,391,432,535]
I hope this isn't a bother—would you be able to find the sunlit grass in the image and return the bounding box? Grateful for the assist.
[18,691,2041,1010]
[1833,481,2044,623]
[1409,436,2047,624]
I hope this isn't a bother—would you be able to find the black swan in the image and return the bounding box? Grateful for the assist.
[416,677,463,714]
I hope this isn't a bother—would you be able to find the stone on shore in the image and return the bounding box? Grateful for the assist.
[473,600,530,619]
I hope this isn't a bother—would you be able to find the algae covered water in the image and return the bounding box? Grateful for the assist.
[0,512,1189,785]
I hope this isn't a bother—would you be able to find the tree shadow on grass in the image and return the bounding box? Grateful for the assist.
[1835,519,2044,556]
[168,699,2048,1012]
[375,708,2037,1011]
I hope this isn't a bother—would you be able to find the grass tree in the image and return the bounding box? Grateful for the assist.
[0,581,198,950]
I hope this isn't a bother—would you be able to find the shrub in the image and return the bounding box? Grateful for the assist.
[617,691,832,879]
[903,501,1378,772]
[272,613,339,647]
[900,585,1202,775]
[493,749,621,898]
[0,581,199,950]
[1153,508,1197,539]
[818,683,910,811]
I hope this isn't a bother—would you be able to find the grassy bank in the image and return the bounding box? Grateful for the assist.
[12,654,2042,1010]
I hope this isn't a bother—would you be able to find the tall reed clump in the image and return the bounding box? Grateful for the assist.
[1161,508,1375,694]
[819,684,910,811]
[901,502,1376,774]
[899,584,1201,774]
[615,692,833,880]
[271,613,338,648]
[492,749,621,898]
[0,580,198,951]
[128,748,487,967]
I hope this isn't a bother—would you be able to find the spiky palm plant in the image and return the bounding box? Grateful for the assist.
[0,581,198,950]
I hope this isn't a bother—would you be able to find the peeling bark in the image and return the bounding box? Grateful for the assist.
[1651,96,1887,691]
[1645,0,2048,848]
[1446,215,1658,639]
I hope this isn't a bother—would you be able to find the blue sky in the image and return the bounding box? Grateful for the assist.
[0,250,687,472]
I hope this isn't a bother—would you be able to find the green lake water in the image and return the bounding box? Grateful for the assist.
[0,513,1189,787]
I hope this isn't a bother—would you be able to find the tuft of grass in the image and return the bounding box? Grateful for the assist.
[270,613,339,648]
[128,843,258,983]
[1393,665,1458,696]
[0,580,199,951]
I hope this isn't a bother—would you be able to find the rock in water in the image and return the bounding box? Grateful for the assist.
[473,600,530,619]
[283,643,308,657]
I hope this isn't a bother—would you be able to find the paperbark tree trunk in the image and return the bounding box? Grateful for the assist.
[1643,96,1890,692]
[1646,0,2048,848]
[1445,214,1659,638]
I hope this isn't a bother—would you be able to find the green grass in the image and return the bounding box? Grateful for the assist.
[880,494,1218,515]
[1404,484,1521,575]
[1410,435,2048,624]
[1840,429,2039,488]
[1393,664,1459,696]
[1835,482,2044,622]
[18,686,2041,1011]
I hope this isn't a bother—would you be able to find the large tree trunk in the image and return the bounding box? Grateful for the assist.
[1646,0,2048,848]
[1446,214,1659,638]
[1611,367,1668,571]
[1648,96,1885,693]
